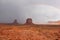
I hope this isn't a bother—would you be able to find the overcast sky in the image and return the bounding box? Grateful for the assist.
[0,0,60,24]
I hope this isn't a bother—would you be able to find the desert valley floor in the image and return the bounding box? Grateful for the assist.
[0,24,60,40]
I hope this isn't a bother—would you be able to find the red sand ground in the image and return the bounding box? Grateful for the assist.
[0,24,60,40]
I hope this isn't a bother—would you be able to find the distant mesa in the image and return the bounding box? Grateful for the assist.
[12,18,34,25]
[12,19,19,25]
[48,20,60,24]
[25,18,34,25]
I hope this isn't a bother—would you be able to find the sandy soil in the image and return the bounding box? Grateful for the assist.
[0,24,60,40]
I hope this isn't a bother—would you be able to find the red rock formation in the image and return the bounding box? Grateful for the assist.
[12,19,19,25]
[48,20,60,25]
[25,18,34,25]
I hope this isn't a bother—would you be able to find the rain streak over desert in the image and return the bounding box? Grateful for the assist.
[0,0,60,40]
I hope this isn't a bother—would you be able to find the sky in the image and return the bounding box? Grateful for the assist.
[0,0,60,24]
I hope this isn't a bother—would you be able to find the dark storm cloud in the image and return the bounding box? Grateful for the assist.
[0,0,60,24]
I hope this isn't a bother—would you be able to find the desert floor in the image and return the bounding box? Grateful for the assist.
[0,24,60,40]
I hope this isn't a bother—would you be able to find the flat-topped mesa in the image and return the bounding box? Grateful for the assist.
[48,20,60,25]
[12,19,19,25]
[25,18,34,25]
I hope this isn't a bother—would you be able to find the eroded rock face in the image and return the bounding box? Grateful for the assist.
[0,25,60,40]
[12,19,19,25]
[25,18,33,25]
